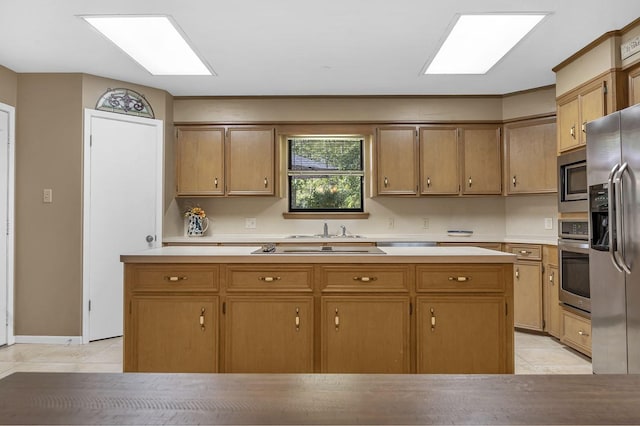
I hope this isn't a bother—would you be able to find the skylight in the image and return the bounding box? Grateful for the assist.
[82,15,212,76]
[425,14,546,75]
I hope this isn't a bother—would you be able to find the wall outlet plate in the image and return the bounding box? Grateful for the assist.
[544,218,553,230]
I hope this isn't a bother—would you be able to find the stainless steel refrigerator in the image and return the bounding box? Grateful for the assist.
[587,103,640,374]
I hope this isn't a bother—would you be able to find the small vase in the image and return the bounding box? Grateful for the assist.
[187,215,208,237]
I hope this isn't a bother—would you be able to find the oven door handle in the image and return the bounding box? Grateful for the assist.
[613,163,631,274]
[608,163,624,273]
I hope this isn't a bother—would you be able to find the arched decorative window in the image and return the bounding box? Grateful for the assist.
[95,88,155,118]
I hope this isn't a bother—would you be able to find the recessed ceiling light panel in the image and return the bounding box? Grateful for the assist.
[82,15,213,76]
[425,13,547,75]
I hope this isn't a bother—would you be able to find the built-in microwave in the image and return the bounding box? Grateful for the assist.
[558,148,588,212]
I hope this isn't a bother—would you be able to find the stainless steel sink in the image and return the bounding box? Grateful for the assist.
[252,245,385,254]
[286,234,363,239]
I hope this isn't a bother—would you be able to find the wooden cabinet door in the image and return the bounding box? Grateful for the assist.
[129,295,218,373]
[224,296,313,373]
[461,126,502,195]
[505,118,557,194]
[417,296,507,373]
[579,82,606,144]
[419,127,459,195]
[321,296,410,373]
[558,97,580,153]
[226,127,275,195]
[376,127,418,195]
[629,67,640,107]
[513,261,543,331]
[176,127,225,195]
[545,265,561,339]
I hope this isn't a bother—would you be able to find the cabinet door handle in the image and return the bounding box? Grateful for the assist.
[430,307,436,331]
[570,125,576,139]
[334,308,340,331]
[165,276,188,282]
[512,176,517,187]
[199,308,205,331]
[384,177,389,187]
[264,177,268,188]
[259,276,281,282]
[549,272,555,284]
[426,177,431,188]
[468,177,472,188]
[448,276,470,282]
[515,269,520,279]
[353,276,377,282]
[295,307,300,332]
[582,121,587,133]
[214,177,218,188]
[578,330,590,337]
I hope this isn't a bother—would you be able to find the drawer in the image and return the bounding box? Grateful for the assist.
[416,265,507,292]
[130,264,219,292]
[561,309,592,357]
[506,244,542,261]
[320,265,410,292]
[226,266,313,292]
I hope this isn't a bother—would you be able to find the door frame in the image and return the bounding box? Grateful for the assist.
[0,102,15,346]
[82,109,164,344]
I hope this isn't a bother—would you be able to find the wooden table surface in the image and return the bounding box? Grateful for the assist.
[1,372,639,425]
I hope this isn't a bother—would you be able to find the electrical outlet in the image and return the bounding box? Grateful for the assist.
[245,218,257,229]
[388,217,395,229]
[544,217,553,230]
[422,217,429,229]
[43,188,53,203]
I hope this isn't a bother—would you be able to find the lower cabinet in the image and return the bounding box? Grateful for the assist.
[128,295,219,373]
[513,262,543,330]
[561,308,592,357]
[545,264,561,338]
[321,296,410,373]
[417,296,507,373]
[224,296,314,373]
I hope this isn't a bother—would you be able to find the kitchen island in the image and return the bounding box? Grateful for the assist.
[121,246,515,374]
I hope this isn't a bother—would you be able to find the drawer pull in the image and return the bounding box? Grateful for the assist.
[519,250,531,255]
[353,276,377,282]
[578,330,590,337]
[199,308,205,331]
[295,307,300,331]
[448,276,470,282]
[334,308,340,331]
[259,276,281,282]
[165,276,188,282]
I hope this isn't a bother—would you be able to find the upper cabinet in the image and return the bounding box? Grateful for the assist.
[376,127,419,195]
[226,127,276,196]
[460,126,502,195]
[419,127,459,195]
[176,126,276,197]
[176,127,225,196]
[557,78,607,153]
[504,117,557,195]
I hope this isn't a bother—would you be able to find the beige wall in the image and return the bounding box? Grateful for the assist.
[502,86,556,120]
[15,74,84,336]
[0,65,18,106]
[555,37,617,97]
[14,73,171,337]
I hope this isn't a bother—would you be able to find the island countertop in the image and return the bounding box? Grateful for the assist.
[120,245,516,264]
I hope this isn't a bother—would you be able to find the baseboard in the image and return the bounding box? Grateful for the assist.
[13,335,83,345]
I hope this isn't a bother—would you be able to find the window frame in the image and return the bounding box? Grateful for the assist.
[287,137,365,213]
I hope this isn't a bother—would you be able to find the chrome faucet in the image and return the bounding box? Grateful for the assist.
[323,222,329,238]
[340,225,347,237]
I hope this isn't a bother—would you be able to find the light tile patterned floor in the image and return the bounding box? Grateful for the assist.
[0,331,592,378]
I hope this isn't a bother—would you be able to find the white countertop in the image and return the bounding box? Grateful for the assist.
[163,233,557,246]
[121,245,516,264]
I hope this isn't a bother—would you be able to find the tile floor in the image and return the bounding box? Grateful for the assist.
[0,331,592,378]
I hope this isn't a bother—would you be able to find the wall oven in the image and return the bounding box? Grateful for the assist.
[558,148,588,212]
[558,219,590,313]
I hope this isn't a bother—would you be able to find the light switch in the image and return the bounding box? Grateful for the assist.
[544,218,553,230]
[43,188,53,203]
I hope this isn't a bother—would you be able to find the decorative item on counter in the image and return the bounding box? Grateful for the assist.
[184,206,209,237]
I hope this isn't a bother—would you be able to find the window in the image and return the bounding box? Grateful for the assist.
[288,137,364,212]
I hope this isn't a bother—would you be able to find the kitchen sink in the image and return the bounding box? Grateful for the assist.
[252,245,385,254]
[286,234,363,239]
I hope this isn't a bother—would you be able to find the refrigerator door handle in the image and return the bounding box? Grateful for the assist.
[608,163,624,272]
[613,162,632,274]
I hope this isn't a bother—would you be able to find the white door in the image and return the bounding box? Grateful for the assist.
[83,109,163,342]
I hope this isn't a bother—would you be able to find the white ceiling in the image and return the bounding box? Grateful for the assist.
[1,0,639,97]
